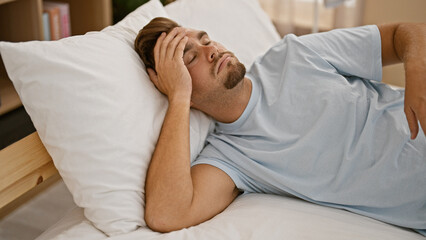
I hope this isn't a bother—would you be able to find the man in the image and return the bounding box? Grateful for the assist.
[134,17,426,234]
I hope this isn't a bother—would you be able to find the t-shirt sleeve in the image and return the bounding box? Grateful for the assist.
[298,25,382,81]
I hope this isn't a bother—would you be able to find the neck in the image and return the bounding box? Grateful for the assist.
[196,77,252,123]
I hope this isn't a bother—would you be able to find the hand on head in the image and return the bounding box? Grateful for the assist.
[147,27,192,104]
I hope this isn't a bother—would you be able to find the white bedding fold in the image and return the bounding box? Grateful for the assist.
[36,194,424,240]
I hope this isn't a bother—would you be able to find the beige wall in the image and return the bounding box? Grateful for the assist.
[362,0,426,87]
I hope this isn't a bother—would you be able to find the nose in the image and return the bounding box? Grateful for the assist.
[204,44,218,63]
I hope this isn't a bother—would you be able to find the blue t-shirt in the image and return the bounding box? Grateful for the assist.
[192,25,426,232]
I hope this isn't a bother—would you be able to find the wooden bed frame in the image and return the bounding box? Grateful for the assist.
[0,132,57,212]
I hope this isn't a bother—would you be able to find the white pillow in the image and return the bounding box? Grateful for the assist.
[1,0,281,237]
[165,0,281,68]
[0,0,211,236]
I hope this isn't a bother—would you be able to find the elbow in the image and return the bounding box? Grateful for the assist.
[144,205,190,233]
[145,213,178,233]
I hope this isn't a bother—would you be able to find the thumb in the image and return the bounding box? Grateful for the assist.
[404,105,419,139]
[147,68,159,87]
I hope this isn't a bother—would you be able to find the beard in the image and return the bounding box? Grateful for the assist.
[212,52,246,90]
[223,61,246,89]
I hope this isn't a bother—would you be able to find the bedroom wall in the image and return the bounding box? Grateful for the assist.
[362,0,426,87]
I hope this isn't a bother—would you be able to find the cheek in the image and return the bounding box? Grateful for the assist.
[188,67,201,83]
[216,42,227,52]
[188,63,211,83]
[188,66,213,93]
[188,67,202,90]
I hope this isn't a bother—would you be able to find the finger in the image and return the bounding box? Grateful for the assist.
[154,32,166,68]
[174,36,188,60]
[160,27,180,61]
[167,30,187,60]
[147,68,159,88]
[404,106,419,139]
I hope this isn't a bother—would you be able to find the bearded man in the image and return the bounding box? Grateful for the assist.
[134,17,426,235]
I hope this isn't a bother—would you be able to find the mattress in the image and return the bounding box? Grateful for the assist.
[35,193,425,240]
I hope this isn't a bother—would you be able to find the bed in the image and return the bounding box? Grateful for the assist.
[0,0,424,239]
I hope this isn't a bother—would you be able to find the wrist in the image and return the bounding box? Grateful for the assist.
[404,59,425,83]
[168,94,191,107]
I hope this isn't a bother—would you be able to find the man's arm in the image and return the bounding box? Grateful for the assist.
[144,27,239,233]
[378,23,426,139]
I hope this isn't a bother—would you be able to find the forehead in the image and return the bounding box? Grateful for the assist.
[184,28,208,39]
[183,28,209,55]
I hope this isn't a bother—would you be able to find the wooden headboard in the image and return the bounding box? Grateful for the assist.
[0,132,56,210]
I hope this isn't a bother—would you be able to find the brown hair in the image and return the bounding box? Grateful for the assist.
[134,17,180,71]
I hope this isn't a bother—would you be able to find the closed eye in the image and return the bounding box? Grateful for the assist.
[184,53,197,65]
[189,54,197,63]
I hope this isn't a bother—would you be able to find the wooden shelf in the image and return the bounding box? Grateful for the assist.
[0,0,17,5]
[0,0,43,42]
[0,76,21,115]
[0,0,112,41]
[0,57,21,115]
[59,0,112,36]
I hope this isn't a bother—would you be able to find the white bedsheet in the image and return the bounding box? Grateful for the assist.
[36,193,424,240]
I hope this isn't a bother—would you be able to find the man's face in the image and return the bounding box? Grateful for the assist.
[182,28,246,102]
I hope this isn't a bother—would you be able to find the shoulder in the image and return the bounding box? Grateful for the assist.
[298,25,380,52]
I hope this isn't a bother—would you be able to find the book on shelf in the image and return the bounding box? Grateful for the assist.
[43,1,71,40]
[42,12,50,41]
[43,2,61,40]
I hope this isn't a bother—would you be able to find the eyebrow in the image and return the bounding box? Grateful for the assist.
[197,31,208,40]
[183,31,208,55]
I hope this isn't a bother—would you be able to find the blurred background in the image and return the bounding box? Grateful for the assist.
[258,0,426,87]
[113,0,170,23]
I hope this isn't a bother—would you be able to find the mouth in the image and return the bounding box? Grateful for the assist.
[217,54,231,75]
